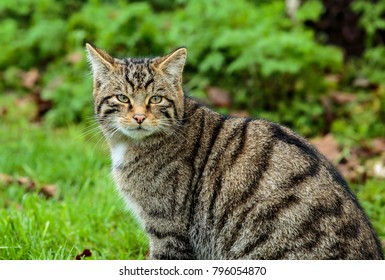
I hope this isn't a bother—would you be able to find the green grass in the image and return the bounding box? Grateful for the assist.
[0,94,384,259]
[0,95,147,259]
[356,180,385,243]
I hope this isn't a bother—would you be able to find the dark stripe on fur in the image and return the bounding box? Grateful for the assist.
[294,196,344,245]
[279,160,320,190]
[218,133,274,226]
[146,226,190,245]
[219,138,275,251]
[220,202,254,254]
[235,233,269,259]
[96,95,115,114]
[180,113,205,211]
[103,108,119,115]
[229,118,252,165]
[160,109,172,120]
[271,123,319,159]
[144,78,154,90]
[188,116,226,229]
[125,73,135,90]
[207,122,247,226]
[167,99,179,119]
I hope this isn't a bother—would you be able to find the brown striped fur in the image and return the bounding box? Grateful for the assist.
[86,44,383,260]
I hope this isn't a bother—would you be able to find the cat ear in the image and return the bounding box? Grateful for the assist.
[152,48,187,79]
[85,43,114,76]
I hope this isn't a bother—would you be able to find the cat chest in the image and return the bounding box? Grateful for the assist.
[110,143,179,195]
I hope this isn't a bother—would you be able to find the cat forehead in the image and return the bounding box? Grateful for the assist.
[117,57,154,67]
[116,58,156,88]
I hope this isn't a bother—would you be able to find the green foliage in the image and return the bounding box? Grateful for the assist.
[357,46,385,85]
[0,0,383,134]
[0,0,344,133]
[162,0,342,124]
[356,179,385,241]
[348,0,385,86]
[351,0,385,47]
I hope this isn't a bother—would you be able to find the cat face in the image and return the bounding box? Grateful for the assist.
[86,44,187,140]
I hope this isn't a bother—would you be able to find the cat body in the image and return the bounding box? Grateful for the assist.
[86,44,383,260]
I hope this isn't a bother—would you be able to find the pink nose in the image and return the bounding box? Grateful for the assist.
[133,114,146,124]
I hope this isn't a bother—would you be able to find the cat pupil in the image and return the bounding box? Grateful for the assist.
[150,96,162,104]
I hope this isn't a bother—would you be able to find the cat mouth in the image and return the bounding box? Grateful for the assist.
[119,126,154,139]
[125,125,146,131]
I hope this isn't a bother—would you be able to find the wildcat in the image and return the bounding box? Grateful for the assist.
[86,43,383,260]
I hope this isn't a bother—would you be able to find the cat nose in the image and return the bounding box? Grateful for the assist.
[133,114,146,124]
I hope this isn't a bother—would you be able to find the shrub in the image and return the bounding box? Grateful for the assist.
[0,0,346,134]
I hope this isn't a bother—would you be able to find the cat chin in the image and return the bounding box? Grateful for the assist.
[119,127,155,140]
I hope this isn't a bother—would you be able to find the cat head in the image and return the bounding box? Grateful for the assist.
[86,43,187,141]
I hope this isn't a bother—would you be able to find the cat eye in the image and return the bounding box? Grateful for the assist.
[116,94,129,103]
[149,96,162,104]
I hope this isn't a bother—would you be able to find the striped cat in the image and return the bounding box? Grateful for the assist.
[86,44,383,260]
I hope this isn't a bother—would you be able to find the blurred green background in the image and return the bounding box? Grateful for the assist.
[0,0,384,259]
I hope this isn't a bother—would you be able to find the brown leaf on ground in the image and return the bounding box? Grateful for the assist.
[311,134,341,163]
[324,74,341,85]
[371,138,385,154]
[0,173,14,185]
[0,107,8,117]
[229,110,251,118]
[337,152,365,182]
[205,86,232,108]
[31,91,53,121]
[67,52,82,64]
[15,94,35,107]
[352,139,385,159]
[39,184,57,198]
[16,176,36,191]
[75,249,92,260]
[330,91,357,105]
[21,68,40,89]
[320,95,333,133]
[353,77,371,88]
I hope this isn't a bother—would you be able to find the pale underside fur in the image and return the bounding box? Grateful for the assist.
[86,43,384,260]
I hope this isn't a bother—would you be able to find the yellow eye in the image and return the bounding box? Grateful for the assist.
[149,96,162,104]
[116,94,129,103]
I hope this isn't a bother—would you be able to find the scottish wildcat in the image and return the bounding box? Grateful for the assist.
[86,43,383,260]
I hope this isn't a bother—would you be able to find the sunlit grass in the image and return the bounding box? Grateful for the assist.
[0,95,147,260]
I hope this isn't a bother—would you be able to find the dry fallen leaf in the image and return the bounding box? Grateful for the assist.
[39,184,57,198]
[371,138,385,155]
[67,52,82,64]
[330,91,357,105]
[75,249,92,260]
[311,134,341,163]
[353,77,371,88]
[205,86,232,108]
[0,173,13,185]
[337,153,365,182]
[31,91,53,121]
[21,68,40,89]
[16,176,36,191]
[0,107,8,117]
[229,110,251,118]
[324,74,341,85]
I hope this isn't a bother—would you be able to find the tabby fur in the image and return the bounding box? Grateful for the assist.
[86,44,383,260]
